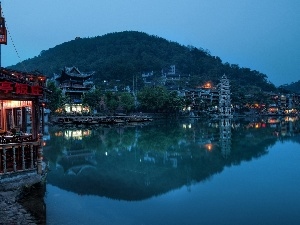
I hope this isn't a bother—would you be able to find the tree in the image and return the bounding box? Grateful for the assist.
[82,88,103,112]
[137,86,184,114]
[46,81,64,114]
[119,92,135,113]
[164,91,185,115]
[137,86,168,112]
[105,92,120,114]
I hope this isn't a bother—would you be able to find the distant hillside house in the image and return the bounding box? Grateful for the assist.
[142,71,154,84]
[162,65,180,83]
[54,66,95,113]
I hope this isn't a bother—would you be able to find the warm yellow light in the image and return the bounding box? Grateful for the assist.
[203,82,212,89]
[2,100,32,108]
[205,143,213,151]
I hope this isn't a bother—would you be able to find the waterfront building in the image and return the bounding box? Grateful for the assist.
[179,86,219,113]
[0,67,47,176]
[54,66,95,114]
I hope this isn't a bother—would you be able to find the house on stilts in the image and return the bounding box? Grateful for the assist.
[0,67,47,178]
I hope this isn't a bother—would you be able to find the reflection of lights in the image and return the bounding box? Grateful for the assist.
[183,124,192,129]
[268,118,279,124]
[284,116,297,122]
[43,141,46,146]
[205,143,213,151]
[83,130,90,136]
[105,152,108,156]
[54,131,63,136]
[64,130,91,140]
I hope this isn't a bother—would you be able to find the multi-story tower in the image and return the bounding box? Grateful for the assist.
[55,66,94,113]
[218,74,232,118]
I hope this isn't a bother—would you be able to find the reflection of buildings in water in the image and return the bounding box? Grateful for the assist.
[63,129,91,140]
[280,118,295,137]
[163,152,178,168]
[143,152,156,163]
[55,129,96,175]
[143,152,179,168]
[44,118,300,202]
[263,116,298,137]
[219,118,231,158]
[59,144,97,175]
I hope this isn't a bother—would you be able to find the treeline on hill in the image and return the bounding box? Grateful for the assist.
[9,31,277,93]
[279,81,300,94]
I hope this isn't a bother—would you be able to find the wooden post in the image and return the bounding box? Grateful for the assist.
[31,98,41,141]
[3,147,6,174]
[30,144,34,169]
[37,134,43,174]
[13,145,16,172]
[22,144,25,170]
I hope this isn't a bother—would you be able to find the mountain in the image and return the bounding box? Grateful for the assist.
[279,81,300,94]
[8,31,276,92]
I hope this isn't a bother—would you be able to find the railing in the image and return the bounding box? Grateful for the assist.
[0,140,40,175]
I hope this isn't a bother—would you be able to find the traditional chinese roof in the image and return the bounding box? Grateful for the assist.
[0,67,47,84]
[0,67,48,99]
[56,66,94,82]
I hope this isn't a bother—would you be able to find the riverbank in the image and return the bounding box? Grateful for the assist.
[0,172,46,224]
[0,191,37,225]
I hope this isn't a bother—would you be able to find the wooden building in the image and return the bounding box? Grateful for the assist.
[0,67,47,176]
[54,66,94,113]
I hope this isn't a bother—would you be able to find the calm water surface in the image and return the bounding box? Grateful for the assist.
[42,117,300,225]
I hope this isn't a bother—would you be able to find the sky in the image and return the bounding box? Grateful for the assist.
[1,0,299,86]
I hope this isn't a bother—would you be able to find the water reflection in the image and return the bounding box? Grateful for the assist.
[44,116,300,201]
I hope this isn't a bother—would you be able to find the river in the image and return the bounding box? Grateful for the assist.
[38,116,300,225]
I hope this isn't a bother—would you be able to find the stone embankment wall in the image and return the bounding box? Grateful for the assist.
[0,172,45,225]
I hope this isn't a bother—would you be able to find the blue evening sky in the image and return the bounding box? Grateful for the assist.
[1,0,299,86]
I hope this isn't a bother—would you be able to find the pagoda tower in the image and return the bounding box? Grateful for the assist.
[218,74,232,118]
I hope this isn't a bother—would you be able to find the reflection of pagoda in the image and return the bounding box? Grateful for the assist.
[57,130,96,175]
[219,118,231,158]
[218,74,232,118]
[59,142,96,175]
[54,66,95,113]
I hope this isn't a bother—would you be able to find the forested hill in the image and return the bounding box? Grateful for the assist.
[279,81,300,94]
[9,31,276,92]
